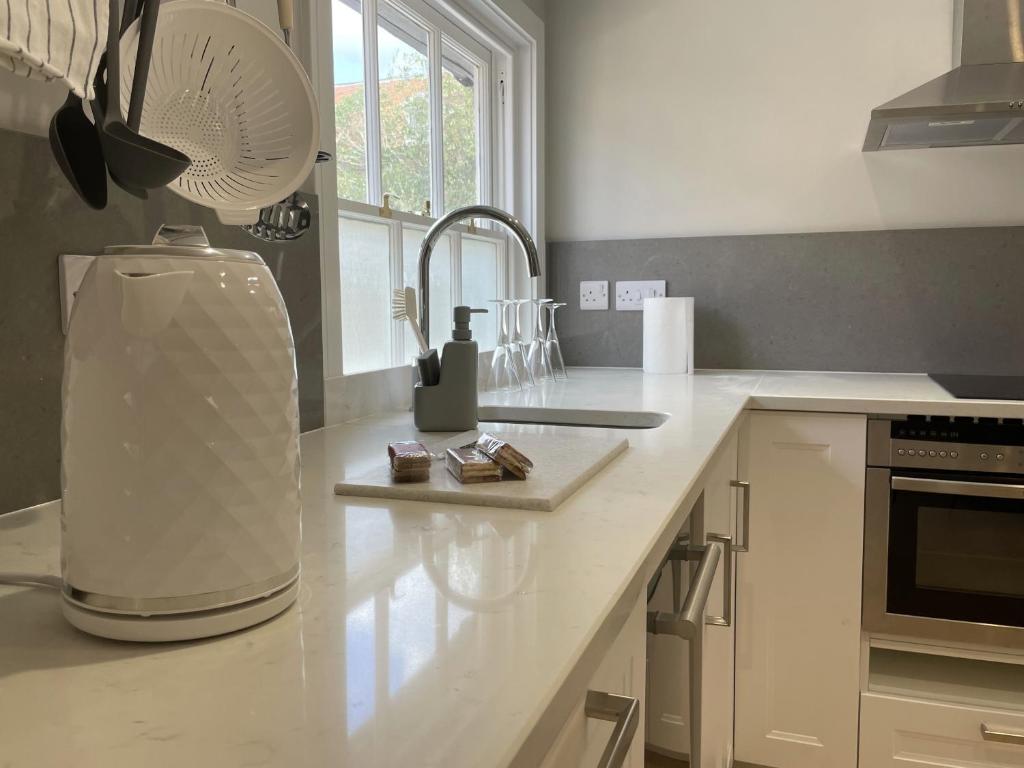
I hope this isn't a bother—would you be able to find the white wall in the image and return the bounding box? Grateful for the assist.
[546,0,1024,241]
[518,0,545,22]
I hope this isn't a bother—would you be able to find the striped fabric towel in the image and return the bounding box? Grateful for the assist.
[0,0,108,100]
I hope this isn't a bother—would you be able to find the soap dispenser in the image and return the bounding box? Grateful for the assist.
[413,305,487,432]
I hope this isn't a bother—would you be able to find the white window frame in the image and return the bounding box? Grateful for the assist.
[305,0,542,380]
[369,0,495,214]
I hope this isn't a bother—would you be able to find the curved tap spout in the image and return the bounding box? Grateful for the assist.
[417,205,541,346]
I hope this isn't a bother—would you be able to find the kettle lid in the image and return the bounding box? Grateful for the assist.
[103,225,265,265]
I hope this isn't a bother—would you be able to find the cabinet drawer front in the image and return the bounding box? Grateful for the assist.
[539,593,647,768]
[860,692,1024,768]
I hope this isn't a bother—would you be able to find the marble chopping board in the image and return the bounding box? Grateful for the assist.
[333,430,629,512]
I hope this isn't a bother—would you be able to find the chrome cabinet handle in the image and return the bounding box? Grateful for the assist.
[892,476,1024,500]
[647,540,723,639]
[730,480,751,552]
[585,690,640,768]
[981,723,1024,745]
[705,533,733,628]
[647,540,724,768]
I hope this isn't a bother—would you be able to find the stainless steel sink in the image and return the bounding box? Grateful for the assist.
[477,405,670,430]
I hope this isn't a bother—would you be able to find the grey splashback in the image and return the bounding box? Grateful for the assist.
[0,129,323,515]
[548,228,1024,375]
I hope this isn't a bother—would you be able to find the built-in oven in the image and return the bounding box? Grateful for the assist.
[864,416,1024,649]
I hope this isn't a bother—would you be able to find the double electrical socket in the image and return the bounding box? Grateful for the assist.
[615,280,666,310]
[579,279,667,310]
[579,280,609,310]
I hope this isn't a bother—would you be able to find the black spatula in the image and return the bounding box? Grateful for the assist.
[49,90,108,209]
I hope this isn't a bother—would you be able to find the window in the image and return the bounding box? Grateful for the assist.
[337,205,505,373]
[324,0,512,375]
[339,217,393,374]
[377,5,430,213]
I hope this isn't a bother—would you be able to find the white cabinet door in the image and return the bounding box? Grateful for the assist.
[540,590,647,768]
[735,411,866,768]
[647,429,738,767]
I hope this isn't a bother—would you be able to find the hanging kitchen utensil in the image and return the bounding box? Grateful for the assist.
[118,0,319,225]
[98,0,191,191]
[83,0,148,201]
[48,0,142,209]
[242,0,317,242]
[242,193,312,241]
[91,54,147,200]
[277,0,293,46]
[50,91,108,210]
[120,0,140,34]
[126,0,159,130]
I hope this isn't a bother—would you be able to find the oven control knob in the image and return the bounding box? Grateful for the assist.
[980,452,989,460]
[908,449,917,456]
[950,450,959,458]
[929,450,937,457]
[996,453,1005,461]
[939,451,947,458]
[897,449,906,456]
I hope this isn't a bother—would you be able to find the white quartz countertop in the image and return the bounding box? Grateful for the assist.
[2,369,1022,768]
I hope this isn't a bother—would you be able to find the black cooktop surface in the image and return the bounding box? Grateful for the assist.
[929,374,1024,401]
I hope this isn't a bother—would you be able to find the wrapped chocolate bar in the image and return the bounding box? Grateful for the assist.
[388,440,431,482]
[391,468,430,483]
[445,447,503,484]
[388,441,431,470]
[475,433,534,480]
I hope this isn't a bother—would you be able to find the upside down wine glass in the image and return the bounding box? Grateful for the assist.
[527,298,553,381]
[545,302,568,380]
[489,299,521,391]
[511,299,535,387]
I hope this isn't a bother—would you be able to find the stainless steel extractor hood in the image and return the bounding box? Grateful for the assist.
[864,0,1024,151]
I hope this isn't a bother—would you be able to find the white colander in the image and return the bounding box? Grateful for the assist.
[118,0,318,224]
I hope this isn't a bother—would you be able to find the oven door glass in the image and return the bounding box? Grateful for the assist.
[887,473,1024,628]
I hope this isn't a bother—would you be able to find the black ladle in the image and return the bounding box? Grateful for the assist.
[127,0,160,130]
[49,90,108,210]
[90,0,151,199]
[91,54,147,200]
[97,0,190,190]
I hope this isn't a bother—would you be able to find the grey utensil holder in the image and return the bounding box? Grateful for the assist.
[413,341,479,432]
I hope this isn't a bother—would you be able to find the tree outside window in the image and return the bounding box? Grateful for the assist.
[335,49,478,210]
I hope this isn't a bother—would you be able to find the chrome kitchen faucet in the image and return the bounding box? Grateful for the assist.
[417,205,541,347]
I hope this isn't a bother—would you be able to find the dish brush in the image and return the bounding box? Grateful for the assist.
[392,287,440,385]
[392,287,428,353]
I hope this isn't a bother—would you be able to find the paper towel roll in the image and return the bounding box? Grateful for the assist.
[643,297,694,374]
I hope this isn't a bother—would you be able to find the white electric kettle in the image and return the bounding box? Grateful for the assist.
[61,227,301,642]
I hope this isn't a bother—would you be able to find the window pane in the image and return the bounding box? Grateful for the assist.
[403,227,451,351]
[442,43,479,212]
[341,217,392,374]
[378,5,430,214]
[333,0,368,203]
[461,237,498,350]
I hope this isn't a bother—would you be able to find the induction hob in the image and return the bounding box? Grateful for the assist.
[929,374,1024,401]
